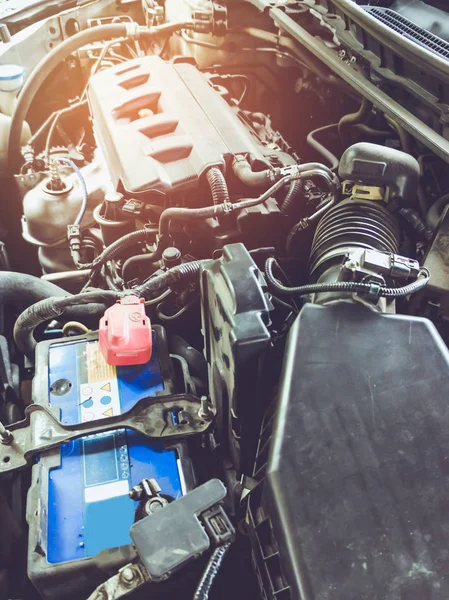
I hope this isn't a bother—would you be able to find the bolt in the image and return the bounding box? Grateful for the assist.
[145,496,168,514]
[129,485,143,500]
[198,396,214,421]
[345,259,360,271]
[0,421,13,445]
[121,567,136,584]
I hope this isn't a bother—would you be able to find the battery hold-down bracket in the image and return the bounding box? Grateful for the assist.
[88,479,235,600]
[0,393,214,473]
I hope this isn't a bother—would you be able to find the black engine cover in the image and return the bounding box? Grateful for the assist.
[266,302,449,599]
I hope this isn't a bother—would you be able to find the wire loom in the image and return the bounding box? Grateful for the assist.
[265,257,430,299]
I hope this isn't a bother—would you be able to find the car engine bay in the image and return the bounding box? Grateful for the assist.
[1,0,449,598]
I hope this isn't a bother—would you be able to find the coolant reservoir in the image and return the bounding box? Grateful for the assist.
[22,160,107,245]
[0,64,31,173]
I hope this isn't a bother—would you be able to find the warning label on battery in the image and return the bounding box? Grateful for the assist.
[79,378,121,422]
[78,342,120,422]
[86,342,116,383]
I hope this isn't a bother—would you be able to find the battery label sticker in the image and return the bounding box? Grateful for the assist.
[86,342,116,383]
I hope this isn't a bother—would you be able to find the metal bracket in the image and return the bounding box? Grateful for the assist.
[87,562,150,600]
[0,394,213,474]
[46,18,62,52]
[342,181,386,201]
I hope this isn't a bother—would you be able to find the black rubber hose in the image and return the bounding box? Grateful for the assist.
[0,272,68,306]
[338,98,372,145]
[352,123,392,140]
[426,192,449,230]
[159,206,226,240]
[386,117,414,155]
[206,167,230,206]
[399,208,433,240]
[306,124,340,172]
[236,166,339,213]
[9,21,194,171]
[92,229,148,268]
[265,257,430,299]
[193,543,231,600]
[103,166,338,270]
[122,254,158,283]
[280,180,302,216]
[169,334,208,381]
[0,272,106,322]
[232,158,273,187]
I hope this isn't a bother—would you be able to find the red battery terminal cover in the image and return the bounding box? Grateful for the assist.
[99,295,152,366]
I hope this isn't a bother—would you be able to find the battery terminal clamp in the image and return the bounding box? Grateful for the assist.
[130,478,172,520]
[99,295,152,366]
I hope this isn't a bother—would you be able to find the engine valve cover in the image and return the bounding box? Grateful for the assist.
[88,56,266,195]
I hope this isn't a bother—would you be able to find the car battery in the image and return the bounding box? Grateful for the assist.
[26,325,194,600]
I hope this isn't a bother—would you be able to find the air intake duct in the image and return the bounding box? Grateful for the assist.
[309,142,420,288]
[309,197,400,283]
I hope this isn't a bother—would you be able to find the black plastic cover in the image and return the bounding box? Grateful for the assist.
[130,479,228,581]
[200,243,272,474]
[88,56,267,196]
[338,142,420,205]
[266,302,449,599]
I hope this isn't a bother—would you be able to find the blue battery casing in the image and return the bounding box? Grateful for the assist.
[27,326,192,598]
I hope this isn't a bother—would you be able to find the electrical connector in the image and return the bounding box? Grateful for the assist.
[193,1,227,35]
[67,224,81,252]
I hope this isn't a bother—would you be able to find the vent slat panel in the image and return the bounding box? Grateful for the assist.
[365,7,449,60]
